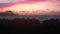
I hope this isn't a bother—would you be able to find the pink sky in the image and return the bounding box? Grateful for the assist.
[0,0,60,3]
[0,0,60,15]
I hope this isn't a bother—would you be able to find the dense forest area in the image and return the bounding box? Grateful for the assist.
[0,18,60,33]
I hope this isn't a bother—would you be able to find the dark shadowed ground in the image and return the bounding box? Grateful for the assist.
[0,18,60,33]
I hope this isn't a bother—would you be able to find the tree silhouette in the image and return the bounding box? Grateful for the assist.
[0,18,60,32]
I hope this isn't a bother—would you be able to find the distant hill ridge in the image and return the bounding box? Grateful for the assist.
[0,11,18,16]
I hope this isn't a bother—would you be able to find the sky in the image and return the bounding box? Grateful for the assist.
[0,0,60,15]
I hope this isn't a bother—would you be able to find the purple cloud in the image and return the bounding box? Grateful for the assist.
[0,3,15,8]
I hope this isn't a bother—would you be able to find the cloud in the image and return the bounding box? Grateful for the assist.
[0,0,18,3]
[0,3,15,8]
[28,0,47,2]
[0,0,28,3]
[55,4,60,7]
[57,0,60,1]
[0,0,60,10]
[30,0,60,1]
[0,0,60,3]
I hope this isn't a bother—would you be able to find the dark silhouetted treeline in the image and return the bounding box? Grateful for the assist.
[0,18,60,33]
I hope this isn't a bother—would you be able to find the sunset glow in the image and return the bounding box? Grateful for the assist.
[0,8,1,11]
[0,0,60,15]
[3,3,48,12]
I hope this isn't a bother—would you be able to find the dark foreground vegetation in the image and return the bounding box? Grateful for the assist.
[0,18,60,33]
